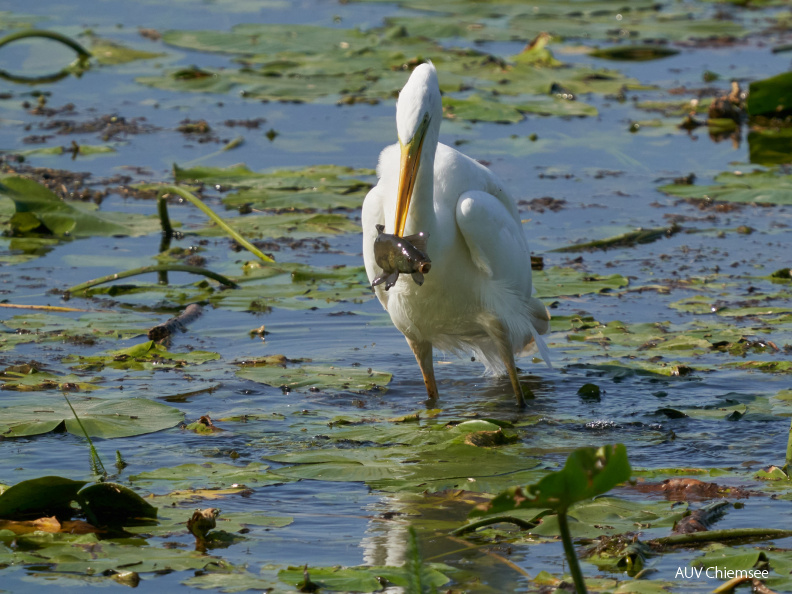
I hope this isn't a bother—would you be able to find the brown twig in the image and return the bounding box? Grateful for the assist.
[148,303,203,341]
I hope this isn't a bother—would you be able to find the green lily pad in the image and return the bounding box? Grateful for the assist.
[0,365,99,391]
[0,397,183,438]
[90,38,165,65]
[7,532,228,575]
[1,175,160,238]
[551,225,680,252]
[373,1,746,43]
[210,277,372,312]
[267,424,543,493]
[182,571,281,593]
[64,340,221,371]
[589,45,679,61]
[130,462,279,490]
[534,267,629,298]
[528,497,687,538]
[237,358,391,392]
[659,169,792,205]
[173,163,373,212]
[0,476,88,519]
[279,563,451,593]
[472,444,631,516]
[748,71,792,116]
[443,94,525,123]
[196,211,359,240]
[78,482,158,524]
[138,22,641,117]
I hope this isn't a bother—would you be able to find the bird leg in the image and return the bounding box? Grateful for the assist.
[406,337,438,401]
[484,317,528,408]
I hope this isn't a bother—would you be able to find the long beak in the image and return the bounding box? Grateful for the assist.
[394,115,430,237]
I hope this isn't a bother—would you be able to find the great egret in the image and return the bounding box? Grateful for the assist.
[362,62,551,407]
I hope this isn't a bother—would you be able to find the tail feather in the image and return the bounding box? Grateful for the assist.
[520,297,552,368]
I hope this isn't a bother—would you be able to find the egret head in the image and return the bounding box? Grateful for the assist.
[394,62,442,237]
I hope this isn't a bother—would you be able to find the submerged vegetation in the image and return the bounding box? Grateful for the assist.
[2,0,792,592]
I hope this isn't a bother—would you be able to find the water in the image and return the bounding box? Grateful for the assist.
[2,0,792,592]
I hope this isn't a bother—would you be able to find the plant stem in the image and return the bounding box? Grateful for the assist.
[653,528,792,547]
[66,264,238,295]
[161,185,274,263]
[63,394,106,477]
[157,194,174,237]
[0,29,91,58]
[557,512,587,594]
[156,196,173,284]
[785,417,792,472]
[451,515,539,536]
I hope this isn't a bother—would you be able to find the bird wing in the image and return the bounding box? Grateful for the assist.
[456,190,552,366]
[361,178,388,310]
[455,190,532,287]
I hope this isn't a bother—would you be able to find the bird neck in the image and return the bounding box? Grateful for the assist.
[404,145,437,237]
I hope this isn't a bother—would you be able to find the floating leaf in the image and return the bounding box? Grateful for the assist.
[267,422,543,493]
[0,398,183,438]
[659,169,792,205]
[472,444,631,516]
[1,175,160,238]
[196,211,359,239]
[278,563,451,593]
[748,71,792,116]
[130,462,279,490]
[589,45,679,61]
[527,497,687,538]
[0,476,88,519]
[534,267,629,297]
[90,38,165,65]
[0,365,99,391]
[174,163,373,212]
[64,340,220,371]
[551,225,680,252]
[443,95,525,123]
[78,482,158,524]
[237,358,391,392]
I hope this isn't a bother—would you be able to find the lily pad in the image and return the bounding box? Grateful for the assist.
[78,482,158,524]
[1,175,160,238]
[747,71,792,116]
[138,22,641,116]
[89,38,165,65]
[659,169,792,205]
[534,267,629,297]
[64,340,221,371]
[0,365,100,391]
[266,422,543,493]
[196,211,359,239]
[129,462,280,490]
[589,45,679,61]
[279,563,451,593]
[0,476,88,519]
[174,163,373,212]
[472,444,631,516]
[0,397,183,438]
[528,497,687,538]
[237,358,391,392]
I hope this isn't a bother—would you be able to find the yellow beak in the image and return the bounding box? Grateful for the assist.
[394,115,430,237]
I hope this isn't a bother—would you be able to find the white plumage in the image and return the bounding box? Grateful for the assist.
[362,62,550,406]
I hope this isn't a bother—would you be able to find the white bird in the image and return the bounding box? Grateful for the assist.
[362,62,551,407]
